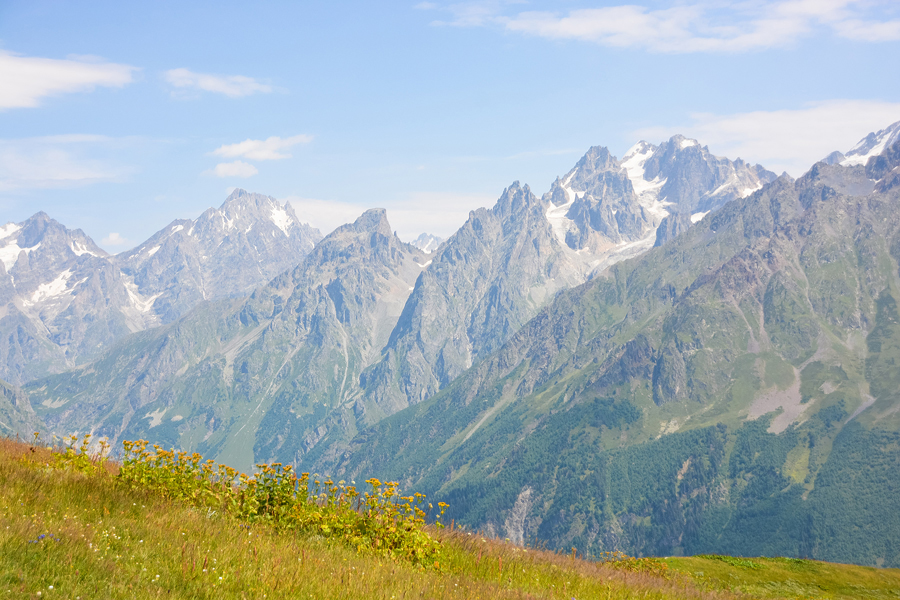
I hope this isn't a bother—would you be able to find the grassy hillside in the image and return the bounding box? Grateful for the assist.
[665,556,900,599]
[3,436,899,599]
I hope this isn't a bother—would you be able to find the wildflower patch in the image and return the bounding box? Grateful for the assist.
[116,439,447,568]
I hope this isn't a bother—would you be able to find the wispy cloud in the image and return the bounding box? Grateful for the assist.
[0,135,131,191]
[632,100,900,176]
[421,0,900,52]
[101,232,131,247]
[208,160,259,178]
[424,0,518,27]
[163,68,272,97]
[0,51,136,109]
[211,135,313,161]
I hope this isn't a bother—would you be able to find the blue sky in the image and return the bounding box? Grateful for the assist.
[1,0,899,250]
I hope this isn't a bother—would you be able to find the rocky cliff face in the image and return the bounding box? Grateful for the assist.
[360,182,585,418]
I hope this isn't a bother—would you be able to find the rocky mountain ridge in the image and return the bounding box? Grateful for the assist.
[0,190,321,385]
[26,209,428,470]
[20,133,783,472]
[312,124,900,567]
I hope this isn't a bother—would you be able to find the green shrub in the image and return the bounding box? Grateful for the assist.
[114,438,446,568]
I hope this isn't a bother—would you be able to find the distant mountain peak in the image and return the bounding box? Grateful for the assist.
[573,145,618,174]
[342,208,392,236]
[840,120,900,167]
[116,189,322,322]
[622,140,658,162]
[410,233,444,253]
[667,134,701,150]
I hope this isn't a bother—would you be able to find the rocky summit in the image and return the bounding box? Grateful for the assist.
[6,123,900,568]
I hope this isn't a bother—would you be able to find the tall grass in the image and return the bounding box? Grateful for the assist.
[1,435,734,599]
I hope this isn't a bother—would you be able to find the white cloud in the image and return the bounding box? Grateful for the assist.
[422,0,900,52]
[163,68,272,97]
[101,232,130,247]
[285,198,370,236]
[286,191,493,240]
[632,100,900,176]
[0,135,128,191]
[0,51,136,109]
[833,18,900,41]
[209,160,259,178]
[212,135,313,161]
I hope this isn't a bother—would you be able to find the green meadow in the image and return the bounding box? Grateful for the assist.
[2,435,897,599]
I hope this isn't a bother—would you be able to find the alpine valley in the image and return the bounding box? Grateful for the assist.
[5,122,900,568]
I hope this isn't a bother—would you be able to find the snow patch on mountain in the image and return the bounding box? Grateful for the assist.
[0,223,21,240]
[741,184,762,197]
[144,407,166,428]
[123,278,160,314]
[30,269,73,303]
[587,228,658,274]
[691,211,710,223]
[0,241,40,271]
[70,241,100,257]
[546,194,578,245]
[622,142,669,219]
[269,204,293,235]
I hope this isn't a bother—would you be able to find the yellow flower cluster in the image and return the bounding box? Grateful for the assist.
[116,439,447,568]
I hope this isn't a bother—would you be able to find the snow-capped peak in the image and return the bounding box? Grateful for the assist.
[410,233,444,253]
[622,141,656,163]
[841,120,900,167]
[0,223,21,240]
[621,143,655,178]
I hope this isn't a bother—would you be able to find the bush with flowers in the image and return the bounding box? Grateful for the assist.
[115,439,446,568]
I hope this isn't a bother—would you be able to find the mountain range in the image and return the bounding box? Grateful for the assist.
[4,121,900,568]
[0,190,320,386]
